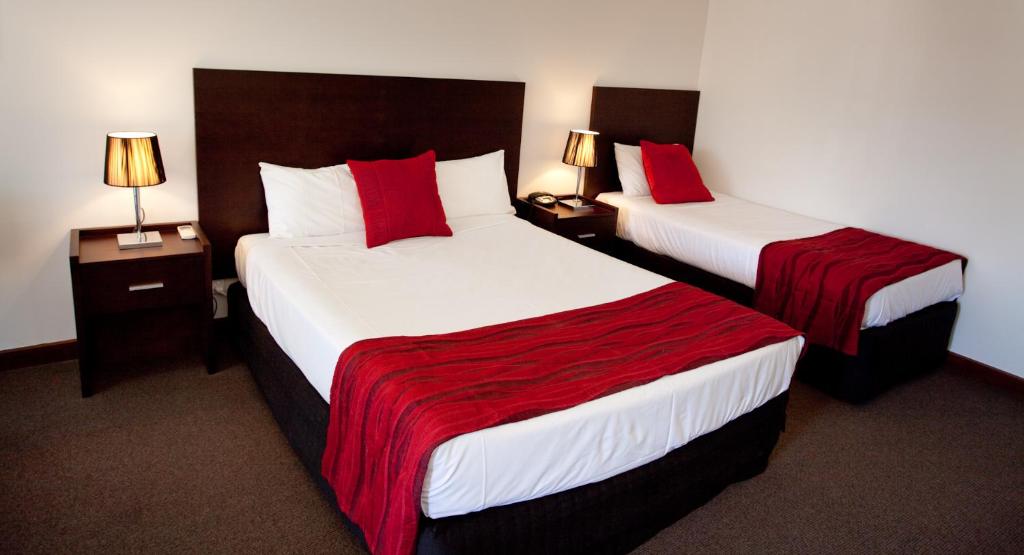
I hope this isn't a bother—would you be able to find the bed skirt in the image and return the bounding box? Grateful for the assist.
[606,238,958,403]
[227,282,790,554]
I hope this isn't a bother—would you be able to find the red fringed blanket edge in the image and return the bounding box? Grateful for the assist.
[321,282,802,555]
[754,227,964,356]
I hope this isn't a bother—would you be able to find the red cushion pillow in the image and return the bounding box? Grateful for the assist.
[639,140,714,204]
[348,150,453,248]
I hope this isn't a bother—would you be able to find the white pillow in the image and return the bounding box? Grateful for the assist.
[258,162,363,238]
[334,165,365,233]
[614,143,650,197]
[435,150,515,220]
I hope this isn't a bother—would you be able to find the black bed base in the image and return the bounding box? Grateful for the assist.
[606,239,958,403]
[228,282,790,554]
[799,301,957,402]
[608,239,756,307]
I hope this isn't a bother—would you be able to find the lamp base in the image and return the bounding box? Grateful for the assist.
[558,197,592,210]
[117,231,163,250]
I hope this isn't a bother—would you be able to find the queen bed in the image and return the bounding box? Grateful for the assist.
[584,85,965,403]
[197,68,803,554]
[235,214,802,521]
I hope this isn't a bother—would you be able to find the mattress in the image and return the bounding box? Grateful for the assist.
[235,213,803,519]
[597,192,964,329]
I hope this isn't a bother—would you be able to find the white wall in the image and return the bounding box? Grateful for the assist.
[696,0,1024,375]
[0,0,709,351]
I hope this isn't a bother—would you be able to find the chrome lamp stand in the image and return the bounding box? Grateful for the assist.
[560,166,591,210]
[116,187,162,249]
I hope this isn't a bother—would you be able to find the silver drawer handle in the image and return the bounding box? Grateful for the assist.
[577,233,597,239]
[128,282,164,292]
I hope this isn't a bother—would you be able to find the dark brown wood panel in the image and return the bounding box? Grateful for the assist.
[79,257,205,315]
[584,86,700,198]
[0,340,78,372]
[78,226,204,264]
[194,68,526,278]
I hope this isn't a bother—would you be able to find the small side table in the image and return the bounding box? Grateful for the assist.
[69,221,213,397]
[514,195,618,253]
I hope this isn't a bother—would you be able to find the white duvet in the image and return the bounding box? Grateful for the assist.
[236,214,803,519]
[597,192,963,328]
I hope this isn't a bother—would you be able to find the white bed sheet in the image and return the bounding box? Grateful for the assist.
[597,192,963,329]
[236,214,803,519]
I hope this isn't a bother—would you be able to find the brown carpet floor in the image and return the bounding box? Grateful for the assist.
[1,347,1021,554]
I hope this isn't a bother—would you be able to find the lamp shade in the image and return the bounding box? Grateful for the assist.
[104,132,166,187]
[562,129,598,168]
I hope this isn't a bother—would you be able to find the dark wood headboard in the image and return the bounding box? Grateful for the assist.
[194,68,526,278]
[583,86,700,198]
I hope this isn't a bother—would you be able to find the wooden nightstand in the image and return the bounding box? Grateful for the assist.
[69,222,213,397]
[514,195,618,253]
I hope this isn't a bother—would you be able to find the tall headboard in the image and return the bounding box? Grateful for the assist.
[194,68,526,278]
[583,86,700,198]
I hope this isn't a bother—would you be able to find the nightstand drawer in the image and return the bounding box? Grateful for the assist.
[79,256,205,315]
[556,214,617,242]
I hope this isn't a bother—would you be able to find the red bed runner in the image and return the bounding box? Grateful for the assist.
[754,227,964,356]
[321,282,801,555]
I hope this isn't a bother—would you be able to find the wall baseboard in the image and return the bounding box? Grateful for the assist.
[0,339,78,372]
[947,352,1023,396]
[0,320,230,373]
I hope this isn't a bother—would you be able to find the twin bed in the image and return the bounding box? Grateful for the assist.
[195,70,962,553]
[586,86,965,403]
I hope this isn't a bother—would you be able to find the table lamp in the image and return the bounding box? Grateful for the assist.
[560,129,598,210]
[104,131,166,249]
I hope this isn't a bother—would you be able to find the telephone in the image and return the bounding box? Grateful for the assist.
[527,191,558,207]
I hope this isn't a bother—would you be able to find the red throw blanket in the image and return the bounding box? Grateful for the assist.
[754,227,964,356]
[321,282,801,555]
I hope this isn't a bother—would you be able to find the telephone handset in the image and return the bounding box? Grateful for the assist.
[527,191,558,207]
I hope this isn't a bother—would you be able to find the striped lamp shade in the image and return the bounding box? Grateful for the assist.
[562,129,599,168]
[104,132,166,187]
